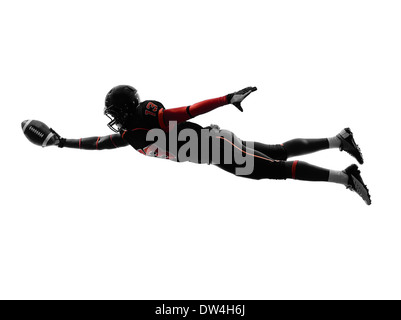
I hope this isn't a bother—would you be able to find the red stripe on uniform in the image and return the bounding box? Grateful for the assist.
[79,138,82,149]
[131,128,150,131]
[216,136,277,162]
[96,137,100,150]
[292,160,299,179]
[109,135,117,148]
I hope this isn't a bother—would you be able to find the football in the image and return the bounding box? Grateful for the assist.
[21,119,59,147]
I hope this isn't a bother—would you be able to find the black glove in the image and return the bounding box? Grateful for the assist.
[49,128,66,148]
[226,86,257,112]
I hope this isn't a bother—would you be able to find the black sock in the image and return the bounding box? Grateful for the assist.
[283,138,329,158]
[285,160,330,181]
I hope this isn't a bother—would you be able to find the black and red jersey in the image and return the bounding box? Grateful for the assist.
[134,100,166,130]
[120,96,229,160]
[120,100,173,158]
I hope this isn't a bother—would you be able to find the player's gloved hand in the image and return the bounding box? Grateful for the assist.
[50,128,66,148]
[226,86,257,112]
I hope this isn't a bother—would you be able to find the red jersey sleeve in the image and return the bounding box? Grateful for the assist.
[162,95,229,125]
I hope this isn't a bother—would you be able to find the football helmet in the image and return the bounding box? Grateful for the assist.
[104,85,140,132]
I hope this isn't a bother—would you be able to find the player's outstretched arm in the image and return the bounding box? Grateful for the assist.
[161,86,257,124]
[58,134,128,150]
[21,119,129,150]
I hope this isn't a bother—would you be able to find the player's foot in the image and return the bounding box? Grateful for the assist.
[337,128,364,164]
[343,164,371,205]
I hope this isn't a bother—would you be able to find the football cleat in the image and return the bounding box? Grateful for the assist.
[343,164,371,205]
[337,128,364,164]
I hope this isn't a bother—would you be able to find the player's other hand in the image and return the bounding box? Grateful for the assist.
[227,86,257,112]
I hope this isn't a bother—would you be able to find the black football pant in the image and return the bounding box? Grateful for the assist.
[175,122,331,182]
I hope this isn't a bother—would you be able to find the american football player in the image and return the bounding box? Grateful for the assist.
[25,85,371,205]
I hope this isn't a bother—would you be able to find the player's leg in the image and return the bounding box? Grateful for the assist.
[284,160,371,205]
[244,128,364,164]
[246,142,288,160]
[215,137,345,183]
[214,129,339,182]
[283,138,331,157]
[226,132,288,160]
[213,130,371,204]
[214,144,287,180]
[249,136,333,159]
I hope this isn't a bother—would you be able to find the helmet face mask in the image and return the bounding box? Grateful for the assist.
[104,85,140,132]
[104,110,124,132]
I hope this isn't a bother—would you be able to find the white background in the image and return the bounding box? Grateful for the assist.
[1,0,400,299]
